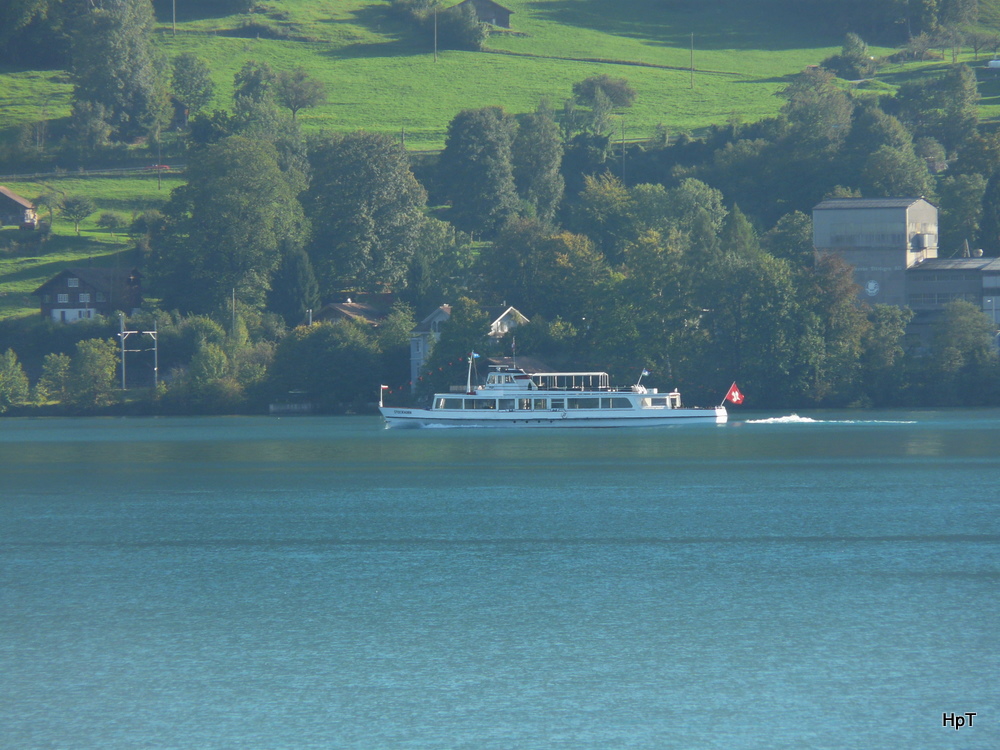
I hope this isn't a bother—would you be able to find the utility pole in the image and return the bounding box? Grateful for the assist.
[621,117,626,183]
[434,6,438,62]
[690,33,694,89]
[172,0,176,35]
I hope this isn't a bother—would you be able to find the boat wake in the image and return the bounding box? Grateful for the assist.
[745,414,818,424]
[745,414,917,425]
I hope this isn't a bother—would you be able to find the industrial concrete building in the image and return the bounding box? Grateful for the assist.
[813,197,1000,334]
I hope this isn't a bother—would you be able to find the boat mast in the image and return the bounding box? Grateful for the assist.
[466,352,476,394]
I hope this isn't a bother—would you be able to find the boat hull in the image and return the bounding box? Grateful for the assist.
[379,406,728,428]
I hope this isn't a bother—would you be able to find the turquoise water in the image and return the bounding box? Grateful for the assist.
[2,412,998,749]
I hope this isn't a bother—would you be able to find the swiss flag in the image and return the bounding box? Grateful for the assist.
[725,382,745,405]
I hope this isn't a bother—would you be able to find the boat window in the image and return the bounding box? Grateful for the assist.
[533,398,547,410]
[601,397,633,409]
[498,399,515,410]
[437,398,464,410]
[648,397,669,407]
[518,399,532,410]
[472,399,496,410]
[567,397,600,409]
[550,398,565,410]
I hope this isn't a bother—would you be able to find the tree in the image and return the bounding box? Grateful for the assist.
[938,173,987,254]
[929,300,1000,404]
[172,53,215,127]
[404,217,475,311]
[692,252,800,405]
[0,349,29,413]
[512,108,565,223]
[793,254,871,404]
[762,211,814,267]
[97,211,127,240]
[34,352,71,403]
[438,2,487,51]
[475,216,557,314]
[69,99,113,156]
[860,145,934,198]
[266,320,382,411]
[418,297,489,397]
[979,173,1000,255]
[719,204,760,256]
[779,67,854,152]
[34,193,58,226]
[70,0,167,141]
[67,338,119,409]
[267,245,320,326]
[439,107,519,236]
[572,74,637,109]
[892,65,978,151]
[860,304,913,406]
[152,136,308,312]
[233,60,276,110]
[304,131,427,294]
[60,196,96,235]
[275,67,326,121]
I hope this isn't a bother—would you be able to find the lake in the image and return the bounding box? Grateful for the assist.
[1,411,997,749]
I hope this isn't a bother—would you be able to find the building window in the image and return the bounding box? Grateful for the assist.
[57,293,69,303]
[67,277,79,287]
[79,293,90,303]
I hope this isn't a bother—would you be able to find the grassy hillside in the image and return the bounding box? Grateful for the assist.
[1,0,858,149]
[0,172,183,318]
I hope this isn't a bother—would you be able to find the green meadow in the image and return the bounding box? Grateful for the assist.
[2,0,1000,320]
[0,172,184,318]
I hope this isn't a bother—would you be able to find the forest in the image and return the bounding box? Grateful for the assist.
[1,0,999,415]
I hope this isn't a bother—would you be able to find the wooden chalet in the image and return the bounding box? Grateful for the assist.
[34,268,142,323]
[0,185,38,229]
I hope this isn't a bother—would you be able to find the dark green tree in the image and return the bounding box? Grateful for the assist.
[860,304,914,406]
[67,338,119,409]
[34,352,71,403]
[152,136,308,312]
[572,74,637,109]
[60,195,96,235]
[938,173,987,255]
[70,0,167,141]
[438,2,487,51]
[404,217,475,311]
[762,211,814,267]
[860,144,934,198]
[304,131,427,294]
[267,245,320,326]
[928,300,1000,404]
[512,109,565,223]
[172,53,215,127]
[418,297,489,397]
[720,204,760,256]
[979,173,1000,255]
[275,67,326,121]
[266,320,382,411]
[778,67,854,153]
[692,252,800,405]
[0,349,30,413]
[793,254,870,404]
[68,100,113,156]
[439,107,519,236]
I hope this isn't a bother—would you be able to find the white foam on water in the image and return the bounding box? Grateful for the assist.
[745,414,917,425]
[745,414,818,424]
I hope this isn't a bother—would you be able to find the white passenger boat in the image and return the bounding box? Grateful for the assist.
[379,360,729,429]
